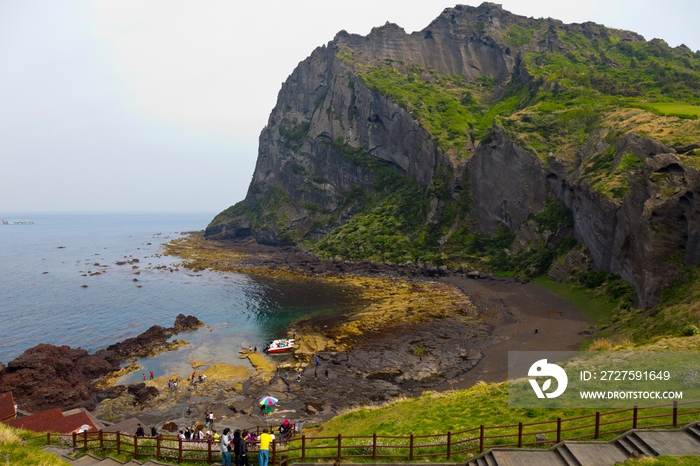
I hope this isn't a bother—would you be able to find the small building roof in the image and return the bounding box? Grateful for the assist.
[62,408,106,430]
[6,408,98,434]
[101,417,144,434]
[0,391,16,422]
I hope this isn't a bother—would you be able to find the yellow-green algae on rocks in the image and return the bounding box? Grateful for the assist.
[163,234,478,348]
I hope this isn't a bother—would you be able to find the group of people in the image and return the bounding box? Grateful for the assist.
[220,428,261,466]
[142,370,154,381]
[178,425,213,442]
[167,378,180,390]
[190,371,207,383]
[134,423,157,437]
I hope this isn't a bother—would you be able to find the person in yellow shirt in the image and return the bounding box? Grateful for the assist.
[258,429,272,466]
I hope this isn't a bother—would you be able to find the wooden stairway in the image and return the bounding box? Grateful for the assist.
[467,421,700,466]
[43,446,175,466]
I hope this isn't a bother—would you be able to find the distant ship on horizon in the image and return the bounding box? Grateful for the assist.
[1,219,34,225]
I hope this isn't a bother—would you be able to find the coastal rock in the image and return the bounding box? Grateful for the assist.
[0,315,204,412]
[0,344,120,412]
[173,314,204,331]
[128,383,159,404]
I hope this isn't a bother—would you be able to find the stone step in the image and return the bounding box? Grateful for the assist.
[616,437,637,456]
[484,452,498,466]
[71,454,107,466]
[492,451,509,466]
[627,433,657,456]
[687,425,700,441]
[555,444,582,466]
[95,459,124,466]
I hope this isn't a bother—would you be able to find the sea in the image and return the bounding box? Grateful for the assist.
[0,213,362,384]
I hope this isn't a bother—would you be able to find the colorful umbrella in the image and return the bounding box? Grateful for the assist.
[259,396,279,405]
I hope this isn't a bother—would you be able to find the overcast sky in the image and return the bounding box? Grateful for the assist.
[1,0,699,214]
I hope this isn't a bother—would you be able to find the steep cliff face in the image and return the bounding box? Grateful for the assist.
[207,2,700,308]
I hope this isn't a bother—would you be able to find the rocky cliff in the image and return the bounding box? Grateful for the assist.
[207,3,700,308]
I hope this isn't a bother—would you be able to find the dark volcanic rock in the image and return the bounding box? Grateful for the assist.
[173,314,204,331]
[0,314,204,413]
[0,344,120,412]
[128,383,159,404]
[104,326,171,358]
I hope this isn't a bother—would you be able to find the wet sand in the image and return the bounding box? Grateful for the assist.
[437,276,591,390]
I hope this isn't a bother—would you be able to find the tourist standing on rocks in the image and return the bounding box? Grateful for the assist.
[142,373,146,382]
[150,370,154,380]
[135,423,145,437]
[150,425,157,437]
[259,429,272,466]
[221,427,232,466]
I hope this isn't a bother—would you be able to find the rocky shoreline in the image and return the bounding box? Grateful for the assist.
[1,235,592,435]
[86,235,552,432]
[0,314,203,412]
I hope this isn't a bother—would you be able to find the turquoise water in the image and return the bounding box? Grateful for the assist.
[0,213,361,382]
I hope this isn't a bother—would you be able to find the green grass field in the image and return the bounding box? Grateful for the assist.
[621,456,700,465]
[533,276,618,323]
[644,102,700,118]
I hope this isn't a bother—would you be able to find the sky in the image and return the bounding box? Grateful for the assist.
[1,1,699,214]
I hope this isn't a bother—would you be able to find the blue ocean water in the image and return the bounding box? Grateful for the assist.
[0,213,360,383]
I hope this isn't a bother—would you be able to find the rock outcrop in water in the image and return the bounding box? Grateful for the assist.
[206,3,700,308]
[0,314,203,412]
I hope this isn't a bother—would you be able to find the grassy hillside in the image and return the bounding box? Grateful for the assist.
[0,424,70,466]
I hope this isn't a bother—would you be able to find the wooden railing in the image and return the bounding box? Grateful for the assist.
[26,400,700,464]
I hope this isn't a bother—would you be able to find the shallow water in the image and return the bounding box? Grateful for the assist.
[0,213,363,382]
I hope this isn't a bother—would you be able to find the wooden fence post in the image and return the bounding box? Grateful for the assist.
[446,431,451,460]
[595,412,600,439]
[372,433,377,460]
[208,438,212,463]
[83,431,88,452]
[99,430,103,450]
[72,432,76,450]
[46,432,50,446]
[156,434,161,459]
[134,435,139,460]
[409,434,414,461]
[557,418,562,444]
[116,432,121,455]
[673,400,678,427]
[479,425,484,453]
[301,435,306,460]
[178,437,183,463]
[337,433,342,461]
[272,438,277,466]
[633,405,638,429]
[518,422,523,448]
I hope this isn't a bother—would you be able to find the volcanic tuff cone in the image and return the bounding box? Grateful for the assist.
[206,3,700,308]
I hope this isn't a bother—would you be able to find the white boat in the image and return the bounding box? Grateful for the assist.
[266,339,295,354]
